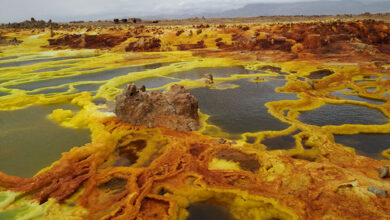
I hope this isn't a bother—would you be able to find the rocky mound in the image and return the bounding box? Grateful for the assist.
[48,34,127,49]
[115,84,200,132]
[0,18,61,29]
[125,37,161,52]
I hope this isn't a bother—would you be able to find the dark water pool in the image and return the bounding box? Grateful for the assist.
[186,203,233,220]
[170,67,259,80]
[261,131,300,150]
[0,104,90,177]
[334,134,390,159]
[307,69,334,79]
[298,104,388,126]
[191,78,297,134]
[11,63,164,91]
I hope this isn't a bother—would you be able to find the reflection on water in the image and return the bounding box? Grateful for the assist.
[299,104,388,126]
[0,92,8,96]
[186,203,233,220]
[0,104,90,177]
[191,78,297,134]
[334,134,390,159]
[330,91,385,105]
[170,67,259,80]
[11,63,164,91]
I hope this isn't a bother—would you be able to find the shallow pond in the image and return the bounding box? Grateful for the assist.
[298,104,388,126]
[191,78,297,134]
[0,104,90,177]
[330,91,385,105]
[307,69,334,79]
[11,63,165,91]
[169,66,260,80]
[119,76,180,90]
[0,56,18,61]
[334,134,390,159]
[30,86,70,94]
[261,131,299,150]
[0,57,75,68]
[28,66,72,73]
[186,203,233,220]
[73,83,104,93]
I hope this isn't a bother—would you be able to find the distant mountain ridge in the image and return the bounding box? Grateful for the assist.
[142,0,390,20]
[213,0,390,18]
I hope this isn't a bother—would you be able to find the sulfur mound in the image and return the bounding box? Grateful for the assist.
[115,84,200,132]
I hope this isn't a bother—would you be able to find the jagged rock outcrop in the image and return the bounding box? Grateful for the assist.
[0,19,61,29]
[0,36,22,45]
[176,40,206,50]
[115,84,200,132]
[48,34,127,49]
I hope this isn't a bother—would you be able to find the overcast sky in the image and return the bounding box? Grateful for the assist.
[0,0,323,22]
[0,0,384,23]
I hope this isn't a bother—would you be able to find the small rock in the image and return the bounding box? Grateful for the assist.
[8,37,22,45]
[214,138,226,144]
[140,85,146,92]
[202,73,214,84]
[124,84,137,97]
[367,186,388,198]
[378,165,390,178]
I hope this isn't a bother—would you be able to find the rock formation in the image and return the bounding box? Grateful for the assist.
[201,73,214,84]
[125,37,161,52]
[115,84,200,132]
[378,165,390,178]
[176,40,206,50]
[48,34,127,49]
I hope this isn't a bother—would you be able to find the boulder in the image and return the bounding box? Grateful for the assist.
[115,84,200,132]
[125,37,161,52]
[378,165,390,178]
[367,186,388,198]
